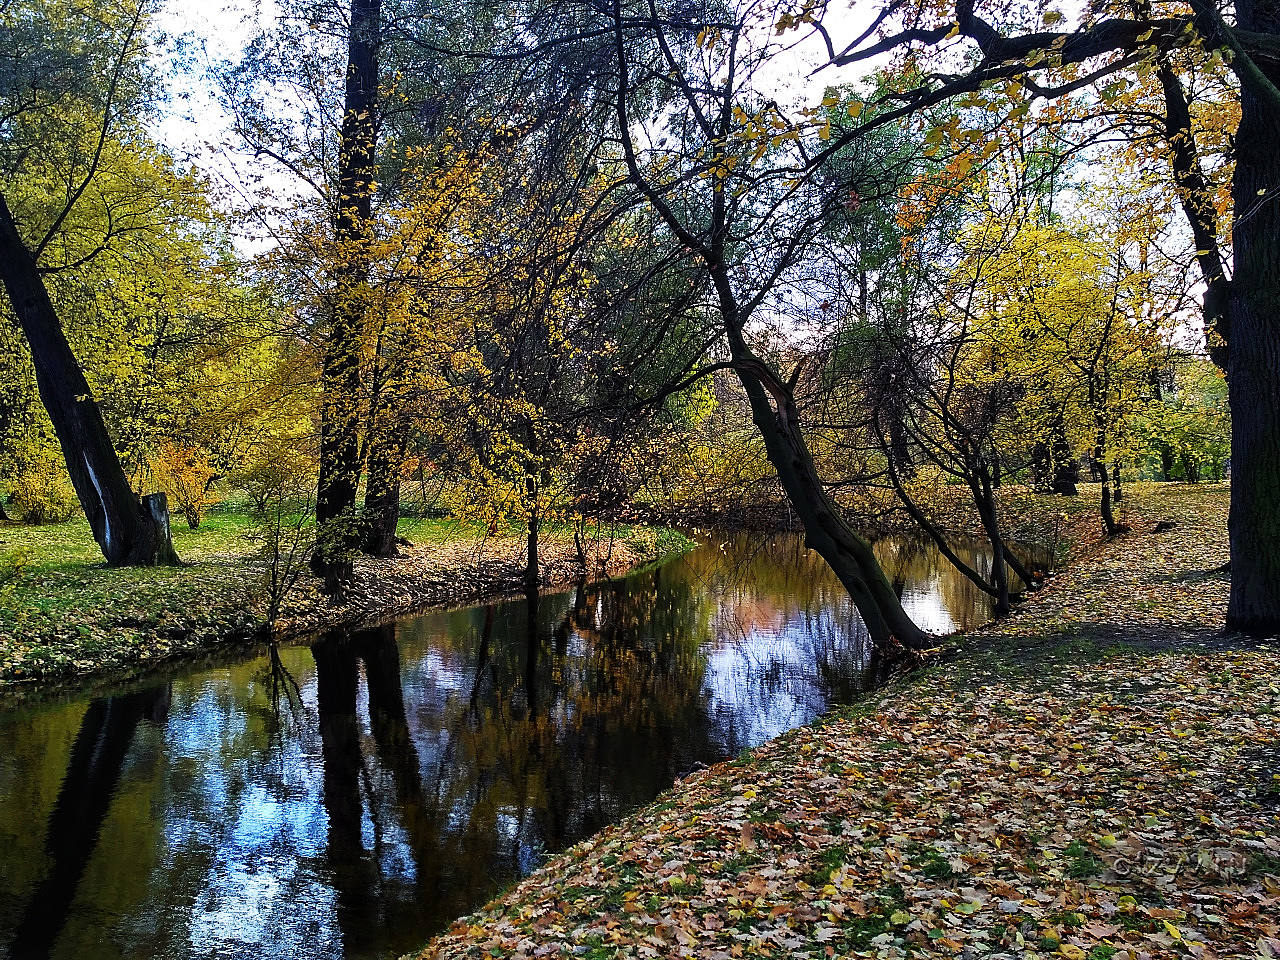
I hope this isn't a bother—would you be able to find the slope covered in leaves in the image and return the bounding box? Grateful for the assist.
[418,484,1280,960]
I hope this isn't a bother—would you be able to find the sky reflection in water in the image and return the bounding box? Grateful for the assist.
[0,531,1007,960]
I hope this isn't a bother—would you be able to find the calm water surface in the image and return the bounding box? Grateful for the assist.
[0,532,1010,960]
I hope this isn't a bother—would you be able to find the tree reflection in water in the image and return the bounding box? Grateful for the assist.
[0,530,1022,960]
[6,685,169,960]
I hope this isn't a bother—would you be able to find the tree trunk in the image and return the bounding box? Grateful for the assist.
[143,492,180,565]
[1100,481,1121,537]
[0,193,178,566]
[1225,18,1280,631]
[881,443,1001,600]
[525,503,540,595]
[1031,418,1078,495]
[731,354,930,650]
[1003,544,1038,594]
[969,469,1010,615]
[361,428,402,558]
[1050,420,1079,495]
[312,0,381,590]
[1156,56,1232,370]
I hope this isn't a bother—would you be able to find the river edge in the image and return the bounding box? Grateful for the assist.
[414,483,1280,960]
[0,476,1115,696]
[0,523,695,700]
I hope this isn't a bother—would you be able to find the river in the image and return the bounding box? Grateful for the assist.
[0,531,1020,960]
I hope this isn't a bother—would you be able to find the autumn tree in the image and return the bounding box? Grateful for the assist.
[0,0,179,564]
[802,0,1278,629]
[535,1,940,649]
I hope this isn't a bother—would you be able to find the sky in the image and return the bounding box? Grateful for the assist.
[148,0,866,166]
[152,0,259,161]
[144,0,877,254]
[150,0,286,245]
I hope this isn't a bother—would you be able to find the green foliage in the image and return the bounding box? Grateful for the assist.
[1134,359,1230,482]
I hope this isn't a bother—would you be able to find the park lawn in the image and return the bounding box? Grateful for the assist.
[0,512,262,683]
[0,508,688,688]
[416,483,1280,960]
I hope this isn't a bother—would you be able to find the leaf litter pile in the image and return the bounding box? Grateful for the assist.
[418,485,1280,960]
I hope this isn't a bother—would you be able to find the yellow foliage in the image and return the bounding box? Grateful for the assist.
[10,446,78,524]
[148,443,220,530]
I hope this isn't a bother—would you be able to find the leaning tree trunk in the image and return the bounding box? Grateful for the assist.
[880,440,1001,601]
[969,468,1011,616]
[0,193,178,566]
[1225,16,1280,632]
[727,345,930,650]
[313,0,381,591]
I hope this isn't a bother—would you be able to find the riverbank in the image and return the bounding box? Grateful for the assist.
[417,483,1280,960]
[0,513,692,690]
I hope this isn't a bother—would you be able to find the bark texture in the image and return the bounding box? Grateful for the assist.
[1225,4,1280,632]
[0,193,178,566]
[361,428,403,558]
[314,0,381,590]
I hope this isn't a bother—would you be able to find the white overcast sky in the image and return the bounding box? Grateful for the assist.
[149,0,866,160]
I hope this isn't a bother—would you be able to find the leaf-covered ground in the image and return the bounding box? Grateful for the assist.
[417,483,1280,960]
[0,512,690,691]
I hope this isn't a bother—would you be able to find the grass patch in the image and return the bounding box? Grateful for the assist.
[807,846,850,887]
[1064,840,1103,879]
[908,844,955,881]
[1,509,690,687]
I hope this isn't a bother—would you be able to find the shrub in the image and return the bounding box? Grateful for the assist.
[10,452,78,523]
[232,435,318,517]
[149,442,220,529]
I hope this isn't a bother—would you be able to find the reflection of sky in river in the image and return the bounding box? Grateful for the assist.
[900,576,959,634]
[0,531,1010,960]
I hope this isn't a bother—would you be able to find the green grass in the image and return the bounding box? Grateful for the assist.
[1064,839,1104,879]
[909,844,955,881]
[1,507,690,687]
[2,511,256,570]
[2,513,258,618]
[0,511,266,685]
[807,845,850,887]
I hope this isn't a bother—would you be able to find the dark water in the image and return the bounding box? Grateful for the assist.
[0,532,1010,960]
